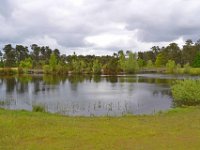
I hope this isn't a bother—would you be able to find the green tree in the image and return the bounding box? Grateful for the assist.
[166,60,176,73]
[184,63,191,74]
[0,51,3,67]
[137,58,145,68]
[165,43,181,64]
[92,59,101,74]
[103,58,119,75]
[49,53,57,71]
[155,53,166,67]
[124,52,139,74]
[182,39,197,65]
[3,44,16,67]
[30,44,41,67]
[19,58,33,73]
[146,60,153,68]
[15,45,29,65]
[192,52,200,68]
[72,59,86,74]
[118,50,126,72]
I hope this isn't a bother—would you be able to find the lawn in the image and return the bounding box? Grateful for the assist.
[0,107,200,150]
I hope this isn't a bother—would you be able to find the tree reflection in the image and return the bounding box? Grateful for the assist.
[6,77,16,93]
[68,75,85,91]
[105,76,118,83]
[93,75,101,83]
[43,75,61,85]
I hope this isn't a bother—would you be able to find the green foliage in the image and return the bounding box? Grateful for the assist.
[54,64,69,75]
[155,53,166,67]
[103,58,119,75]
[183,63,191,74]
[3,44,17,67]
[1,40,200,75]
[0,68,18,75]
[137,58,145,68]
[49,53,57,70]
[166,60,176,73]
[92,59,101,74]
[118,51,126,72]
[32,105,46,112]
[72,59,86,74]
[146,60,153,68]
[0,60,4,67]
[19,58,32,69]
[192,52,200,67]
[43,65,52,74]
[175,64,183,74]
[187,68,200,75]
[172,80,200,106]
[124,52,139,74]
[16,45,29,65]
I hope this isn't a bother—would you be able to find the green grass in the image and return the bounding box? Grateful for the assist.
[1,107,200,150]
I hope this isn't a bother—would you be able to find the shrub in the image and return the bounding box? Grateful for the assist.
[171,80,200,106]
[183,63,191,74]
[146,60,153,68]
[18,67,24,74]
[32,105,46,112]
[43,65,52,74]
[0,68,18,75]
[166,60,176,74]
[188,68,200,75]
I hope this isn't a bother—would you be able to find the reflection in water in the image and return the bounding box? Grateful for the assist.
[0,74,194,116]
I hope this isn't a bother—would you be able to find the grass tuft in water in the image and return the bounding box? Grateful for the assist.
[32,104,46,112]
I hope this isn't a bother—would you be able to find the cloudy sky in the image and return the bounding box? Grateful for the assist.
[0,0,200,55]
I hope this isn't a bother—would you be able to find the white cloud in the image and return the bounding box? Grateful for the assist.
[0,0,200,55]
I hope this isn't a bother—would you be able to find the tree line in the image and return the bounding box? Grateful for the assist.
[0,39,200,74]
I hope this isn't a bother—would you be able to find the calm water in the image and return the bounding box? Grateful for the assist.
[0,74,198,116]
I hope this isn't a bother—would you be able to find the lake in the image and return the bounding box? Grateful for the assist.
[0,74,198,116]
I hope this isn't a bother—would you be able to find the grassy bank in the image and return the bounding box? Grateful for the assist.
[0,108,200,150]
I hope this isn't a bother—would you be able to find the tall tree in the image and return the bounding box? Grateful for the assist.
[164,43,181,64]
[118,50,126,72]
[182,39,197,65]
[0,50,3,67]
[125,52,139,74]
[192,52,200,68]
[53,49,60,61]
[92,59,101,74]
[15,45,29,65]
[49,53,57,71]
[30,44,41,67]
[3,44,16,67]
[155,52,167,67]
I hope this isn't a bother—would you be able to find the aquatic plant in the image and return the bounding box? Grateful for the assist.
[32,104,46,112]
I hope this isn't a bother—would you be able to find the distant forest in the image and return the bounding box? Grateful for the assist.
[0,39,200,74]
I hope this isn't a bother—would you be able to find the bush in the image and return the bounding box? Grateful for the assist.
[188,68,200,75]
[146,60,153,68]
[18,67,24,74]
[0,68,18,75]
[171,80,200,106]
[166,60,176,74]
[183,63,191,74]
[32,105,46,112]
[43,65,52,74]
[55,64,69,75]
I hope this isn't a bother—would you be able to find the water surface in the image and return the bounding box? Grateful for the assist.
[0,74,197,116]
